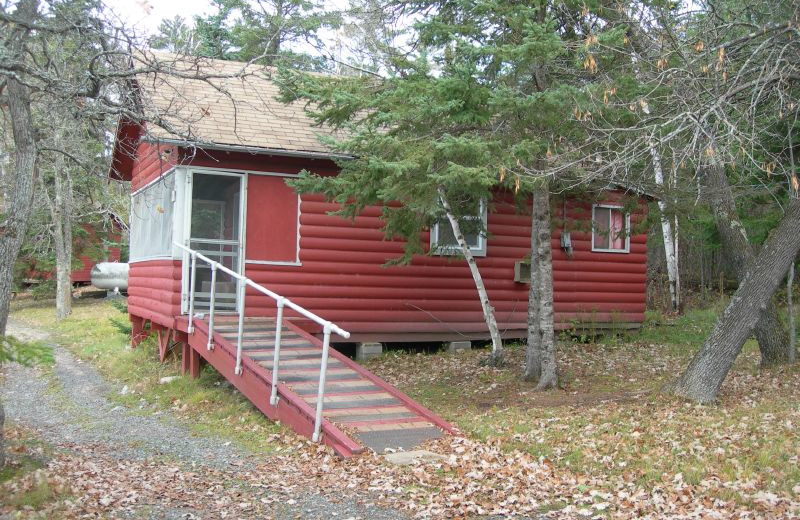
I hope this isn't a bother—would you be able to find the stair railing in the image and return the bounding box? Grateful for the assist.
[175,242,351,443]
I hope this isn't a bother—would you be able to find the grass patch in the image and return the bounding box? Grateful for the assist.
[0,425,70,515]
[10,299,284,454]
[0,427,49,484]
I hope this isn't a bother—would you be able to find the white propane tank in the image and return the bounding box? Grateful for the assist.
[90,262,129,291]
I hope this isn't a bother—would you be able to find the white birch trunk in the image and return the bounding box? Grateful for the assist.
[650,143,680,311]
[438,186,504,365]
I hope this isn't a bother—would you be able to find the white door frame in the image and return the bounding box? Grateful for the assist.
[181,169,248,314]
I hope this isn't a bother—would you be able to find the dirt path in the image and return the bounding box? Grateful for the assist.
[1,317,407,519]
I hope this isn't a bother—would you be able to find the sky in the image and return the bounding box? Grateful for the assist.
[103,0,214,35]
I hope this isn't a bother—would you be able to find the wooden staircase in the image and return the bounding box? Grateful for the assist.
[178,316,454,456]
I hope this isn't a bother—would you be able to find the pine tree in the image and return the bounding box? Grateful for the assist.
[277,0,631,376]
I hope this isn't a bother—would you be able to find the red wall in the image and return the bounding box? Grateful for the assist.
[246,175,299,263]
[125,147,648,340]
[130,141,178,192]
[242,192,646,341]
[127,260,183,328]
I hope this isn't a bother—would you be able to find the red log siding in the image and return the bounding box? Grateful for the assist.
[130,141,178,192]
[128,260,183,328]
[242,189,647,340]
[122,147,648,340]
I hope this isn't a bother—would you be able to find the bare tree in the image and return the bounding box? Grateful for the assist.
[569,1,800,400]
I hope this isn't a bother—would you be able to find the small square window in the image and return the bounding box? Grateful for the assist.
[430,200,487,256]
[592,205,630,253]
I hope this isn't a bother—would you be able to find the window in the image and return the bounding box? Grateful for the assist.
[430,200,487,256]
[592,205,630,253]
[129,174,175,262]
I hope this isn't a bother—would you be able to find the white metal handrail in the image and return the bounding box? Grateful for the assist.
[175,242,350,443]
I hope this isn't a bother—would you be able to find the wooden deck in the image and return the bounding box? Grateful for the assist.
[167,315,454,456]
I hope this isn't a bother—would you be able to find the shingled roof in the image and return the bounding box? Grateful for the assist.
[135,52,340,156]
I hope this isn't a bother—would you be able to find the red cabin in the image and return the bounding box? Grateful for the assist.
[112,56,648,344]
[22,222,122,284]
[106,55,649,455]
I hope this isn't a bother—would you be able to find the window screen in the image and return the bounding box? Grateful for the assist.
[129,174,175,261]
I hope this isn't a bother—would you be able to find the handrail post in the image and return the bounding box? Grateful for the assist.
[188,251,197,334]
[312,322,332,443]
[207,263,218,350]
[269,298,286,406]
[234,279,246,375]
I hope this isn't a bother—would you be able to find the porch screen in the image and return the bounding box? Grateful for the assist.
[129,174,175,261]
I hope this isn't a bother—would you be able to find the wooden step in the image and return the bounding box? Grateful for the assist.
[179,316,452,455]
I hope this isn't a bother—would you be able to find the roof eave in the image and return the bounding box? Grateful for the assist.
[142,136,354,162]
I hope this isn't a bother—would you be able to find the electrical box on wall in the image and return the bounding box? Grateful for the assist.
[514,259,531,283]
[560,231,574,257]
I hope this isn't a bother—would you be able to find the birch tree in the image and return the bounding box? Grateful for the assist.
[577,0,799,400]
[278,0,637,376]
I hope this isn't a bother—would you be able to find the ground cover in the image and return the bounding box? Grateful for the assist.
[2,297,799,518]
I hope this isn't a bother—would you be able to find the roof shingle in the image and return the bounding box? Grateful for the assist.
[138,53,339,156]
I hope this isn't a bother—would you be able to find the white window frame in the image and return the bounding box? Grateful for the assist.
[430,199,488,257]
[591,204,631,253]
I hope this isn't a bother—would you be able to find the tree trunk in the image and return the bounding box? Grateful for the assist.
[0,398,5,469]
[789,262,796,364]
[0,0,39,336]
[702,160,790,366]
[438,186,504,366]
[0,80,38,336]
[51,165,74,320]
[672,198,800,403]
[524,192,542,381]
[650,144,680,312]
[524,183,557,389]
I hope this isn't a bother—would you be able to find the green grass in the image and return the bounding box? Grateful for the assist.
[5,479,64,509]
[10,298,284,453]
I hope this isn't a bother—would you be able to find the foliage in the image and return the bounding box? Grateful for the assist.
[108,299,131,337]
[30,281,56,301]
[191,0,341,70]
[0,335,53,368]
[148,15,197,54]
[276,1,634,262]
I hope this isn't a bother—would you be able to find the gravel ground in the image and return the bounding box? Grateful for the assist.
[1,317,408,520]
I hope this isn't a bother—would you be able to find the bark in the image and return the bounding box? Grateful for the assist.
[524,183,557,389]
[703,160,790,366]
[49,162,74,319]
[438,186,504,366]
[524,193,542,381]
[0,2,38,335]
[672,198,800,403]
[651,144,680,312]
[0,398,4,469]
[789,262,796,364]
